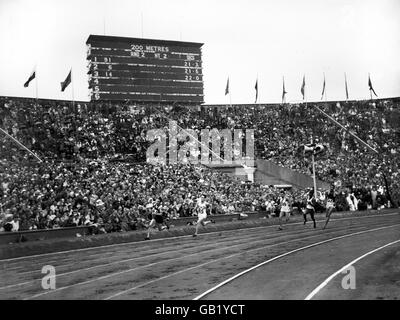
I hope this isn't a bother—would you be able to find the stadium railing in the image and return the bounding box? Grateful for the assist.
[0,213,241,245]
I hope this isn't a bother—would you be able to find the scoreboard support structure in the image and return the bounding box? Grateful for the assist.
[86,35,204,104]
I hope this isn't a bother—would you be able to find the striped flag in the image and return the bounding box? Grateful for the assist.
[301,75,306,100]
[24,69,36,87]
[225,77,229,96]
[61,70,72,92]
[368,74,378,97]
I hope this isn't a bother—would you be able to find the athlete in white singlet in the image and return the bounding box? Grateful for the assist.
[278,194,291,230]
[193,195,214,237]
[322,186,336,229]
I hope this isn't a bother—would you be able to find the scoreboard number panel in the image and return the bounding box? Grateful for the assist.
[86,35,204,103]
[89,70,203,81]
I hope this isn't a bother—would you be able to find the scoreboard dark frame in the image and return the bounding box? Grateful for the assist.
[86,35,204,103]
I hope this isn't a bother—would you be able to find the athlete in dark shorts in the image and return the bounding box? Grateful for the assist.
[323,186,336,229]
[145,208,169,240]
[304,189,317,228]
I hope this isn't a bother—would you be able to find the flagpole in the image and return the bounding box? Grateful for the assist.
[35,67,38,105]
[229,79,232,108]
[255,76,257,104]
[257,75,259,103]
[304,75,317,198]
[311,136,317,200]
[368,73,372,100]
[0,127,43,162]
[313,105,379,153]
[35,77,38,102]
[282,76,285,104]
[71,69,75,108]
[282,76,287,104]
[324,72,327,102]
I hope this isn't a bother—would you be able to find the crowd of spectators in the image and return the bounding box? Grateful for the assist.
[0,157,301,232]
[0,96,399,232]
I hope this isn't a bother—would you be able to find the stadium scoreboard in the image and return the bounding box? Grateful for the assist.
[86,35,204,103]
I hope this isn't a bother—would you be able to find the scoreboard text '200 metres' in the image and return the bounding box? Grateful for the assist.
[86,35,204,103]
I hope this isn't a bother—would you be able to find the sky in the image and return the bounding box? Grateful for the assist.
[0,0,399,104]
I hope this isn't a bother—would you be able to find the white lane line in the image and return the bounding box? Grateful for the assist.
[106,223,400,300]
[304,238,400,300]
[2,212,397,263]
[192,223,400,300]
[24,224,345,300]
[1,217,387,286]
[1,228,268,284]
[2,223,312,290]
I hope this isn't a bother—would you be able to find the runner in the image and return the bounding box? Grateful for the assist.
[322,185,336,229]
[303,189,317,228]
[193,195,214,237]
[144,207,169,240]
[278,193,291,230]
[264,197,275,219]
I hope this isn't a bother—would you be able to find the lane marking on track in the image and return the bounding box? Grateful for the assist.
[23,223,359,299]
[105,223,400,300]
[2,217,391,286]
[304,238,400,300]
[1,222,323,290]
[192,223,400,300]
[1,212,398,263]
[3,216,329,277]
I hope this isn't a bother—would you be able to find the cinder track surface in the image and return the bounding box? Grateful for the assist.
[0,212,399,300]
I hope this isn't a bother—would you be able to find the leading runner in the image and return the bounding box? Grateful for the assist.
[193,195,214,237]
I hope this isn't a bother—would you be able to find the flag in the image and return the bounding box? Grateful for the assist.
[303,143,315,156]
[254,79,258,103]
[345,73,349,100]
[299,143,327,157]
[225,77,229,96]
[24,69,36,87]
[301,75,305,100]
[282,77,287,103]
[313,144,326,156]
[61,70,72,92]
[368,74,378,97]
[321,74,325,100]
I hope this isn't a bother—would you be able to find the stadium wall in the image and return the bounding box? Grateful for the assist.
[0,214,240,246]
[255,159,331,190]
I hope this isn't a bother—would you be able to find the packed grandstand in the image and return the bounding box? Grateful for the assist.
[0,96,399,233]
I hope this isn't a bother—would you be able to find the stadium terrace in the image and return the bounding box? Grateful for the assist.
[0,95,399,234]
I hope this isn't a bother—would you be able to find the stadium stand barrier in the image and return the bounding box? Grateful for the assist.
[0,226,92,245]
[0,214,241,245]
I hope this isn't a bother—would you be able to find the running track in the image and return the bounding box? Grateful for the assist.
[0,212,399,300]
